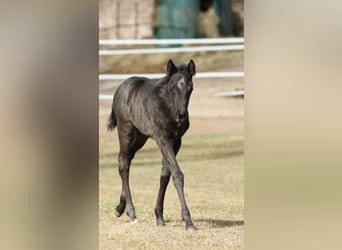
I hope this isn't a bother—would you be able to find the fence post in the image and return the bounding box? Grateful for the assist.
[155,0,200,46]
[214,0,233,36]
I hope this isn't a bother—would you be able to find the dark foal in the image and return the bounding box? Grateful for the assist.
[108,59,196,230]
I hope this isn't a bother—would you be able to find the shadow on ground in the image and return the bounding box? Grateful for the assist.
[196,219,244,228]
[164,219,244,229]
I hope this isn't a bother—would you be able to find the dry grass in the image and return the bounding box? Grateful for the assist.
[100,132,244,249]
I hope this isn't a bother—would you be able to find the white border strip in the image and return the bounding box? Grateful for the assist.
[99,38,244,45]
[99,45,244,55]
[99,72,244,80]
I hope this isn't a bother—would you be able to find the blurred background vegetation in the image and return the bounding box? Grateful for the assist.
[99,0,244,74]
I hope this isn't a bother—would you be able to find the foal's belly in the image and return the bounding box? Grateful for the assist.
[129,111,154,138]
[133,122,154,138]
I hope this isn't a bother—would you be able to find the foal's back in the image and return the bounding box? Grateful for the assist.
[112,76,160,136]
[114,77,157,109]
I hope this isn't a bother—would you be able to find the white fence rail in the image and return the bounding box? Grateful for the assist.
[100,44,244,55]
[99,38,244,45]
[99,38,244,97]
[99,95,113,100]
[99,72,244,80]
[100,89,245,100]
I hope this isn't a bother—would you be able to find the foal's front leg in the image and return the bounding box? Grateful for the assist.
[155,140,181,226]
[156,137,196,230]
[154,159,171,226]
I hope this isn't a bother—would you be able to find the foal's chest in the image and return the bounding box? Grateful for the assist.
[173,119,189,138]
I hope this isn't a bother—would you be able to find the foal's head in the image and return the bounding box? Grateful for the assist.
[165,59,196,118]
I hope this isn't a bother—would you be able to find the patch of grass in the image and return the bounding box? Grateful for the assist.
[100,132,244,249]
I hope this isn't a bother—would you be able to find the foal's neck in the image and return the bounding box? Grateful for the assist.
[158,84,187,125]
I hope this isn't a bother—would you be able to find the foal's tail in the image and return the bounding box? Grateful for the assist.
[107,108,117,131]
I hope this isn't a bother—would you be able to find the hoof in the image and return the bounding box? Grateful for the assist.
[130,218,138,224]
[114,209,123,217]
[126,211,137,222]
[156,218,166,226]
[186,225,197,231]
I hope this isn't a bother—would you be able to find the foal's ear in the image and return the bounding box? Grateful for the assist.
[187,59,196,76]
[166,59,177,77]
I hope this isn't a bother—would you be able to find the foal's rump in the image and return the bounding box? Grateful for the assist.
[108,76,157,132]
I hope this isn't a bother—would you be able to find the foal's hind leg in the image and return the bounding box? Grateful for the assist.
[115,123,147,221]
